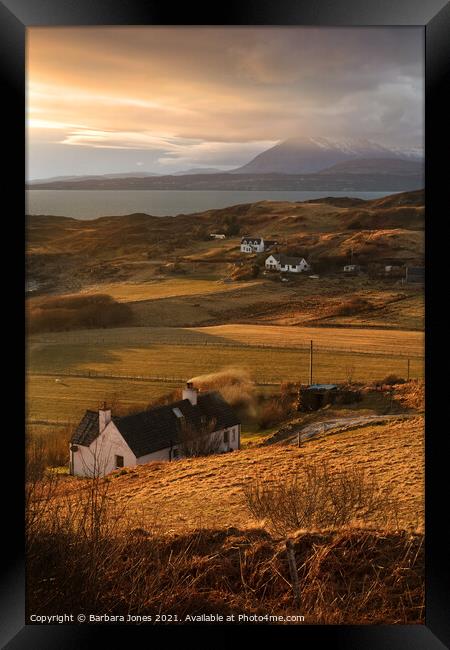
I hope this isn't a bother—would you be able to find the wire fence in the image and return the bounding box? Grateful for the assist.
[28,361,423,387]
[31,336,423,358]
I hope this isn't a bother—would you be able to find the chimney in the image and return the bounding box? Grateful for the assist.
[99,402,112,432]
[182,381,198,406]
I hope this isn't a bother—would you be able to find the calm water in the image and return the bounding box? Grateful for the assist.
[26,189,397,219]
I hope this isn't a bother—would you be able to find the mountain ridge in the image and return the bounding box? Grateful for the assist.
[232,136,423,175]
[28,137,423,188]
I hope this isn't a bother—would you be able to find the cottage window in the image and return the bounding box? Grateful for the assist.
[115,455,124,469]
[231,429,236,442]
[224,430,230,443]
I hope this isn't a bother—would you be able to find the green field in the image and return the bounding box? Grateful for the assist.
[27,324,424,426]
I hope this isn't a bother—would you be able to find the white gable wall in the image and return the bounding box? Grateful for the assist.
[279,259,310,273]
[70,421,136,478]
[241,238,264,253]
[71,422,242,477]
[265,256,310,273]
[265,255,279,269]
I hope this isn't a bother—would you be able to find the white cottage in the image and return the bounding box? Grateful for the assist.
[265,254,310,273]
[240,237,265,253]
[69,383,241,478]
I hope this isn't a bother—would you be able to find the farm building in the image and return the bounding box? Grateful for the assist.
[265,254,310,273]
[405,266,425,284]
[297,384,361,412]
[209,233,226,239]
[240,237,265,253]
[69,383,241,478]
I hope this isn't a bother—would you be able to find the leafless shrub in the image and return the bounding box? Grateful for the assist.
[381,374,406,386]
[345,365,356,384]
[243,461,398,535]
[179,417,223,458]
[26,425,71,479]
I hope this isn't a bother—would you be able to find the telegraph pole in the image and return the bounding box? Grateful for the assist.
[407,358,410,381]
[309,340,313,385]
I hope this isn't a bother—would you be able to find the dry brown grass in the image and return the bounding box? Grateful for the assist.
[392,380,424,412]
[27,466,424,624]
[191,323,424,356]
[26,412,424,624]
[244,460,399,535]
[76,278,262,303]
[27,520,424,624]
[54,416,424,533]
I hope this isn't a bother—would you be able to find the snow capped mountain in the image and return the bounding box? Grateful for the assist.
[232,137,423,175]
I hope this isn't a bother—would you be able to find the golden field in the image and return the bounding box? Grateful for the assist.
[27,323,423,426]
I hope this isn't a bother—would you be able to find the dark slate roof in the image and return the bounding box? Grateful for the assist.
[71,410,122,447]
[241,237,262,244]
[268,253,306,266]
[71,392,239,458]
[71,410,98,446]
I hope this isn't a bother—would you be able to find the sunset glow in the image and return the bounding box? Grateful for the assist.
[27,27,424,179]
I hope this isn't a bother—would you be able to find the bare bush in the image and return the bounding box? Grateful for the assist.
[345,365,356,384]
[26,425,71,479]
[26,450,421,624]
[243,461,398,535]
[179,417,223,458]
[381,374,406,386]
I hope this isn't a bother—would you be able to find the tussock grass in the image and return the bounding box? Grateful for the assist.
[27,471,424,624]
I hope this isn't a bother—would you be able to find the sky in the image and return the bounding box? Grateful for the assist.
[27,27,424,180]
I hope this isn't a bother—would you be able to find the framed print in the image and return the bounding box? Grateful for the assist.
[1,0,449,647]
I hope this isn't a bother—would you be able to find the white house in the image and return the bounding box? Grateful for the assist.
[69,383,241,478]
[209,233,226,239]
[240,237,265,253]
[265,253,310,273]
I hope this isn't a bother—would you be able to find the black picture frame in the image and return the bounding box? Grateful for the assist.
[2,0,449,646]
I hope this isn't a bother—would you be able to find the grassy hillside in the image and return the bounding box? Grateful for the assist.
[27,389,424,624]
[27,190,424,294]
[55,415,424,533]
[26,191,424,335]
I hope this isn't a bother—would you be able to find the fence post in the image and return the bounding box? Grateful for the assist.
[285,539,301,608]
